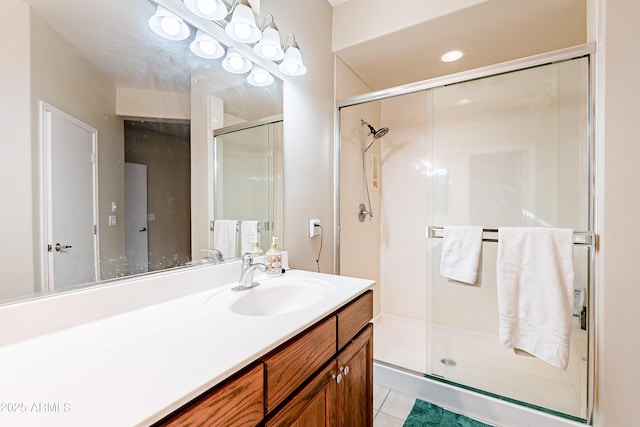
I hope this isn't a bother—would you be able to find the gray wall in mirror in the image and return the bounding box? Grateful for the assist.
[0,0,283,304]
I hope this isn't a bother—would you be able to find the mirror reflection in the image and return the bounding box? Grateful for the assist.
[0,0,283,303]
[212,119,284,259]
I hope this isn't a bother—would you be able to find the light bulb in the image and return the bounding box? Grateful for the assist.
[440,50,464,63]
[229,56,245,71]
[260,44,277,59]
[285,62,300,74]
[199,40,217,55]
[234,22,252,40]
[160,16,181,36]
[196,0,217,15]
[254,72,268,84]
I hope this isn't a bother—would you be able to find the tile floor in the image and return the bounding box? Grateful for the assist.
[373,384,417,426]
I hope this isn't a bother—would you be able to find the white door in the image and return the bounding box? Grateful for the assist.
[125,162,149,275]
[43,103,98,289]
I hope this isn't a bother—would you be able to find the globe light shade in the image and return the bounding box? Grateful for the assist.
[148,6,190,41]
[190,30,225,59]
[225,3,261,43]
[247,66,275,86]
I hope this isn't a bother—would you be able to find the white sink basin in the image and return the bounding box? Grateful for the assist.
[228,278,335,316]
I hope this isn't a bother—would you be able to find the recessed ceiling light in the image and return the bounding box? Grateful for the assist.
[440,49,465,63]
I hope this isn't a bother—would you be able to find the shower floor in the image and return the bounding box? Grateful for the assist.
[372,313,587,419]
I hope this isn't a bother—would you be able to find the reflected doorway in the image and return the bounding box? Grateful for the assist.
[124,120,191,272]
[41,102,99,289]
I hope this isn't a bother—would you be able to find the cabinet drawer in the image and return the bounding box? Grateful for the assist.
[337,290,373,350]
[264,316,337,413]
[157,363,264,427]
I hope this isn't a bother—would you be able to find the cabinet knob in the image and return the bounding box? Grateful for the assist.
[340,366,350,376]
[332,373,343,384]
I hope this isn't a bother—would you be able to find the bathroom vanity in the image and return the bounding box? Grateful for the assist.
[0,265,374,427]
[157,290,373,426]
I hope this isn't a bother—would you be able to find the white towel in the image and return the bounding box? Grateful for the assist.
[240,220,259,255]
[213,220,238,259]
[496,227,575,369]
[440,226,484,285]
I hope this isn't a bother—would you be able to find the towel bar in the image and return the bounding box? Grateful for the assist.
[427,226,595,247]
[209,220,272,232]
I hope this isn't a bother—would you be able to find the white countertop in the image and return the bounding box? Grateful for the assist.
[0,269,374,427]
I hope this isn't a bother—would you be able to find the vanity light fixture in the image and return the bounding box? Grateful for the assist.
[225,0,261,43]
[148,5,190,41]
[183,0,228,20]
[440,49,465,63]
[247,65,274,86]
[190,30,226,59]
[253,15,285,61]
[278,34,307,76]
[222,48,253,73]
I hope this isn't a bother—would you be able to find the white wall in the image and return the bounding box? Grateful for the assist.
[263,0,335,272]
[116,88,190,121]
[595,0,640,425]
[0,0,34,298]
[30,11,125,281]
[379,92,428,322]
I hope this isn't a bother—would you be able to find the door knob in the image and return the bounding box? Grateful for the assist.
[55,243,72,252]
[139,227,147,232]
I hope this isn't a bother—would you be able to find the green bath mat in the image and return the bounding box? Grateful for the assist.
[403,399,492,427]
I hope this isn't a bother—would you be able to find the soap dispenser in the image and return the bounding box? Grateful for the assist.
[265,237,282,276]
[249,240,264,256]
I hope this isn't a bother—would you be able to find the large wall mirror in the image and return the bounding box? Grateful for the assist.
[0,0,284,304]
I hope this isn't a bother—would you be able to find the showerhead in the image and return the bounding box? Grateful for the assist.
[361,119,390,152]
[373,126,389,139]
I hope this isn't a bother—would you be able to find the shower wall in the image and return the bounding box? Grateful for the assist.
[378,93,428,322]
[339,101,382,315]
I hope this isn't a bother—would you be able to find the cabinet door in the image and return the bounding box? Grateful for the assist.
[336,323,373,427]
[266,363,337,427]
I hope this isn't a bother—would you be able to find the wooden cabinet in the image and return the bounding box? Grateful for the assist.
[265,363,337,427]
[336,324,373,427]
[266,294,374,427]
[156,290,373,427]
[264,316,337,413]
[267,324,373,427]
[155,363,264,427]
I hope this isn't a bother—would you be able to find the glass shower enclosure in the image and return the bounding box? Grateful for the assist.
[338,52,593,422]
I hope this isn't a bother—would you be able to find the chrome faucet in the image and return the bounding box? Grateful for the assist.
[232,253,267,291]
[201,248,224,264]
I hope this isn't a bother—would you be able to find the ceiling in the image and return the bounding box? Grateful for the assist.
[24,0,586,104]
[24,0,200,92]
[333,0,587,91]
[22,0,282,121]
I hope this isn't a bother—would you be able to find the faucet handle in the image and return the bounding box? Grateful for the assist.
[241,253,254,268]
[201,249,223,263]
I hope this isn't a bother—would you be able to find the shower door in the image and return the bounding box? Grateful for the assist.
[426,57,591,419]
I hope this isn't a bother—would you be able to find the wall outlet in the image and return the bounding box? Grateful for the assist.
[309,218,321,238]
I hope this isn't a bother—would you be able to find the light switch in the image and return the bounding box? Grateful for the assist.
[109,215,117,226]
[111,202,117,212]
